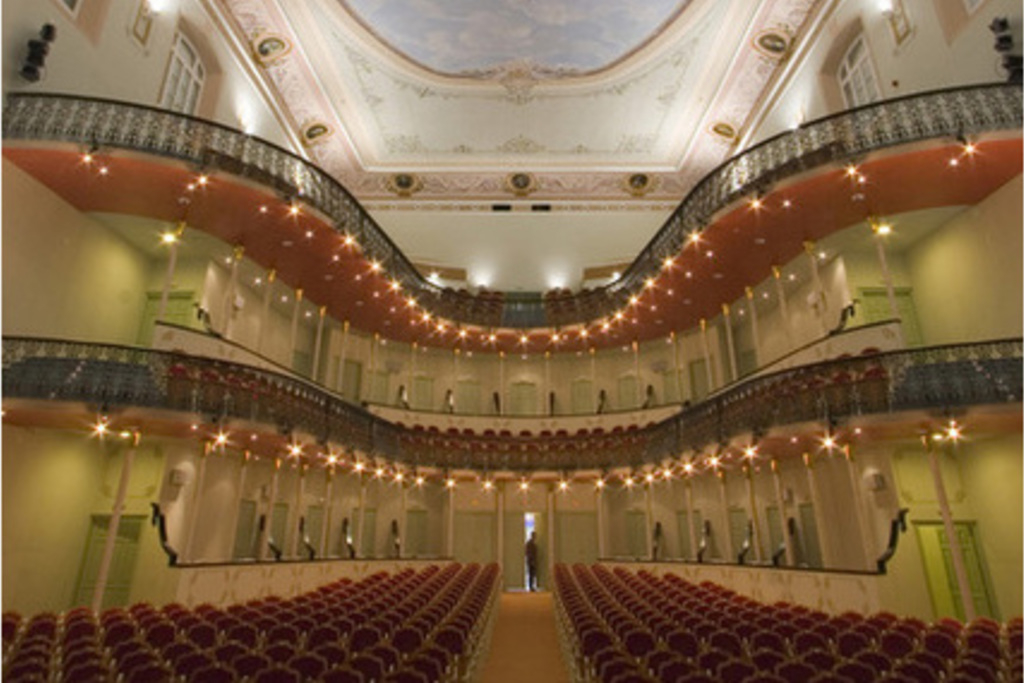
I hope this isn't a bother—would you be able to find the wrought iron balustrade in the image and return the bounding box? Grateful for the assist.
[3,336,1019,472]
[3,84,1020,328]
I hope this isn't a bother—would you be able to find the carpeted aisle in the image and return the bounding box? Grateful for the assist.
[478,591,572,683]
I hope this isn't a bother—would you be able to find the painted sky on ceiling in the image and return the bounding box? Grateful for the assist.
[339,0,691,75]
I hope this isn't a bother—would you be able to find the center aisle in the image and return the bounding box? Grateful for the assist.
[478,591,572,683]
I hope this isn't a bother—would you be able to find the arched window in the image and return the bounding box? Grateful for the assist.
[837,34,881,108]
[160,32,205,114]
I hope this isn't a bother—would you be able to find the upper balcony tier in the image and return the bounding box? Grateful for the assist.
[2,84,1022,353]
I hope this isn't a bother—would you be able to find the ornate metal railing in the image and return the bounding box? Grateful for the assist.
[4,336,1019,472]
[3,84,1021,328]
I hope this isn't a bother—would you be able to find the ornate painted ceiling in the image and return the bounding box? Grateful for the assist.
[218,0,821,291]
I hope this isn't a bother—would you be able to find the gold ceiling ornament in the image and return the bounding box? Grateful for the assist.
[622,172,659,197]
[301,121,333,146]
[385,173,424,197]
[710,121,738,141]
[504,172,537,197]
[753,29,792,60]
[251,32,291,66]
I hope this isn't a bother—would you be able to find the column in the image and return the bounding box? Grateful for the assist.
[408,342,417,408]
[366,333,380,404]
[222,245,244,340]
[671,331,685,403]
[258,268,276,355]
[632,341,642,408]
[805,241,829,337]
[446,482,456,557]
[227,452,251,562]
[871,221,905,345]
[803,452,834,567]
[596,484,607,558]
[183,441,211,562]
[644,481,654,559]
[496,484,505,575]
[684,480,698,561]
[320,468,334,558]
[745,287,762,369]
[336,320,350,394]
[772,266,793,346]
[291,466,306,558]
[843,445,874,570]
[699,319,715,392]
[589,347,598,412]
[156,222,185,323]
[499,351,506,416]
[544,351,552,415]
[91,431,139,613]
[259,459,281,560]
[924,434,976,620]
[399,480,408,559]
[722,304,738,384]
[718,472,733,561]
[311,305,327,383]
[356,475,368,558]
[289,288,304,364]
[771,459,796,566]
[452,348,460,413]
[546,485,556,588]
[744,464,764,563]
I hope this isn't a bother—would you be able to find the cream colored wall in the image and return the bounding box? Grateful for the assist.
[3,0,293,148]
[906,175,1023,345]
[748,0,1020,145]
[2,160,152,345]
[2,425,170,614]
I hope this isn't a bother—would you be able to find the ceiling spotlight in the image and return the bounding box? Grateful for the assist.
[445,477,456,489]
[214,431,229,447]
[483,480,494,491]
[558,480,569,492]
[644,472,655,484]
[160,231,178,245]
[743,445,758,459]
[682,462,695,474]
[595,479,606,490]
[287,442,303,457]
[415,475,425,486]
[353,461,366,472]
[288,203,301,216]
[394,471,405,482]
[519,480,529,492]
[946,420,962,442]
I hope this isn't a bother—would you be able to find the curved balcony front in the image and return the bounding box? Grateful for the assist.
[3,84,1021,352]
[4,336,1019,476]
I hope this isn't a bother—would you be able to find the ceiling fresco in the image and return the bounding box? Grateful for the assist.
[337,0,693,77]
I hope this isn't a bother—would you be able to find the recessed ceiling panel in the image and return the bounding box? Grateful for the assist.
[338,0,693,77]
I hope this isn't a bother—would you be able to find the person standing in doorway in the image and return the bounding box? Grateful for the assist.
[525,531,539,591]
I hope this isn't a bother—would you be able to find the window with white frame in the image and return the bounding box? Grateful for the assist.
[160,33,205,115]
[837,34,881,108]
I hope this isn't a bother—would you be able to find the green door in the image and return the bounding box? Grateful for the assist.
[341,360,363,401]
[509,382,538,416]
[729,507,750,560]
[677,510,703,560]
[74,515,145,610]
[766,505,785,564]
[405,509,429,558]
[304,505,324,557]
[916,521,998,620]
[689,359,710,401]
[270,502,289,556]
[556,512,598,565]
[503,512,526,590]
[411,376,434,411]
[571,379,593,414]
[454,512,496,564]
[455,380,481,414]
[138,290,196,346]
[358,508,377,558]
[233,499,258,560]
[625,510,648,559]
[797,503,823,569]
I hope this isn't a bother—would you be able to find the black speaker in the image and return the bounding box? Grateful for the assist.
[20,24,56,83]
[988,16,1021,83]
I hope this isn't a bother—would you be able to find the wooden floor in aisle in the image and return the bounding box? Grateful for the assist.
[478,591,572,683]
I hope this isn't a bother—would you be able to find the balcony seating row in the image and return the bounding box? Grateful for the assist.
[554,563,1023,683]
[2,563,499,682]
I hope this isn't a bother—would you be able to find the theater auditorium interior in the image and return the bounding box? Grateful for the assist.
[2,0,1022,681]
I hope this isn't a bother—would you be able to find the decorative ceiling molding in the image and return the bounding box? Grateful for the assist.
[218,0,819,203]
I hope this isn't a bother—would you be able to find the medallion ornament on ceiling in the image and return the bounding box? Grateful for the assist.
[302,121,334,145]
[505,172,537,197]
[623,173,659,197]
[251,32,291,65]
[385,173,424,197]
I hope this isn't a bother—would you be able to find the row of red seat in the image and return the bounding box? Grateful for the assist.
[554,563,1023,683]
[2,562,499,682]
